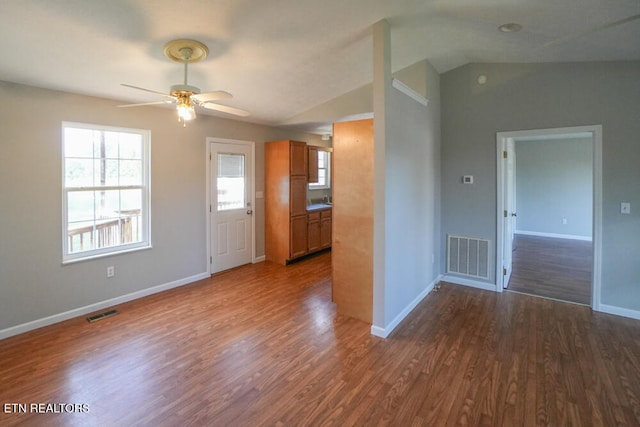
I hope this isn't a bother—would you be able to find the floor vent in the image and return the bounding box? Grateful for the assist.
[447,235,490,279]
[87,309,119,323]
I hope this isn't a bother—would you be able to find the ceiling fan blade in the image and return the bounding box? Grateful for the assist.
[201,102,250,117]
[117,100,175,108]
[121,83,174,98]
[192,91,233,103]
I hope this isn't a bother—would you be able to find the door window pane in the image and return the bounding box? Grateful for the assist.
[217,154,245,211]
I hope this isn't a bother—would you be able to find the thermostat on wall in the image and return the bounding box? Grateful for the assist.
[463,175,474,184]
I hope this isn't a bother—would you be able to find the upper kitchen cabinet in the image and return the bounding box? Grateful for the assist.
[307,145,333,188]
[308,146,319,183]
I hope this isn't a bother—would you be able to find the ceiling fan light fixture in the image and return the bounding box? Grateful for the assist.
[176,96,196,124]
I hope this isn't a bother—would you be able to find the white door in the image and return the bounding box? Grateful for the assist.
[502,138,516,288]
[210,141,253,273]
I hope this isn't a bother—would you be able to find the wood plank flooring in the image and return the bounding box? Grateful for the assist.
[508,234,592,305]
[2,251,640,426]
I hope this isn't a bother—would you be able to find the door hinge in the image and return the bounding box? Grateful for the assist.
[504,210,508,218]
[210,205,212,213]
[503,151,508,159]
[210,256,212,264]
[210,153,212,160]
[503,268,507,276]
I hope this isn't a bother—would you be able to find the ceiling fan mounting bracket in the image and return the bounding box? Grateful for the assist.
[163,39,209,63]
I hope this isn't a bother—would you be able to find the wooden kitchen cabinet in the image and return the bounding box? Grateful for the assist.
[307,211,321,253]
[307,146,319,183]
[320,209,332,249]
[290,175,307,217]
[290,215,308,259]
[265,140,309,265]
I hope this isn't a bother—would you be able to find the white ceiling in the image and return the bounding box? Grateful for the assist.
[0,0,638,133]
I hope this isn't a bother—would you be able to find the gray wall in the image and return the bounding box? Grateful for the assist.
[515,137,592,238]
[441,61,640,311]
[0,81,321,331]
[383,60,441,325]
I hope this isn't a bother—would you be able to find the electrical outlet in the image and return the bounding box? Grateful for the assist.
[562,218,568,225]
[106,266,115,278]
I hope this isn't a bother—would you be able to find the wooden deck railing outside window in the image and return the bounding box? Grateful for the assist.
[68,210,140,253]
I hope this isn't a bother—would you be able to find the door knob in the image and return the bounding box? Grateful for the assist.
[246,210,253,215]
[511,212,517,217]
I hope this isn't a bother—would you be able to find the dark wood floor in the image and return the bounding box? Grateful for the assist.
[2,251,640,426]
[508,234,592,305]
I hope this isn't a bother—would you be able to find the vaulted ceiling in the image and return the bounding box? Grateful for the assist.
[0,0,638,133]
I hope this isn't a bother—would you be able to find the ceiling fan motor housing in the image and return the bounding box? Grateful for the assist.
[170,84,200,96]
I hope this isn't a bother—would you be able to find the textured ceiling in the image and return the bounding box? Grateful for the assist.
[0,0,638,132]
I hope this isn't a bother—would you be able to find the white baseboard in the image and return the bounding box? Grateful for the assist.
[598,304,640,321]
[0,272,210,341]
[515,230,592,242]
[370,275,442,339]
[441,275,497,292]
[253,255,265,263]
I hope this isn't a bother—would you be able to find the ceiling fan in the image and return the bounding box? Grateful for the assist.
[119,39,249,126]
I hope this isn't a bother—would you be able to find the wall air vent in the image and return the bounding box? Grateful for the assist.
[86,309,119,323]
[447,235,490,279]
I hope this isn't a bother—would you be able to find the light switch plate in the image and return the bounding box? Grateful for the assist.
[621,202,631,214]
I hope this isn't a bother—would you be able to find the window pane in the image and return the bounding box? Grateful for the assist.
[64,128,96,158]
[103,133,119,158]
[318,169,326,186]
[120,189,142,211]
[97,190,121,220]
[119,160,142,185]
[217,177,245,211]
[98,159,119,187]
[118,134,143,159]
[218,154,244,177]
[217,153,245,211]
[67,191,95,222]
[318,152,326,168]
[65,158,94,187]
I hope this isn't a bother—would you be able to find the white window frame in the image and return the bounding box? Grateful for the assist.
[62,122,151,263]
[308,150,331,190]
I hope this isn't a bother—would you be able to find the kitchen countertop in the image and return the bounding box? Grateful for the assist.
[306,203,332,212]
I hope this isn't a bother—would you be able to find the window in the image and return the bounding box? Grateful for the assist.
[62,123,151,263]
[309,150,331,189]
[217,153,246,211]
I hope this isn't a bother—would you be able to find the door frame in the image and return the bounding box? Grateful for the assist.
[495,125,602,311]
[206,137,256,275]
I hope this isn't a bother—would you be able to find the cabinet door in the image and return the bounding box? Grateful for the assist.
[308,220,321,253]
[307,146,319,183]
[290,215,308,259]
[290,175,307,217]
[290,142,307,176]
[320,217,332,249]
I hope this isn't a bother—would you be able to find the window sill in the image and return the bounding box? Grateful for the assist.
[62,244,152,265]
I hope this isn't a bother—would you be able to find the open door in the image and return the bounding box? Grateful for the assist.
[501,138,516,288]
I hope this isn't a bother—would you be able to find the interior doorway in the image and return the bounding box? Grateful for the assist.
[496,126,602,309]
[207,138,256,274]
